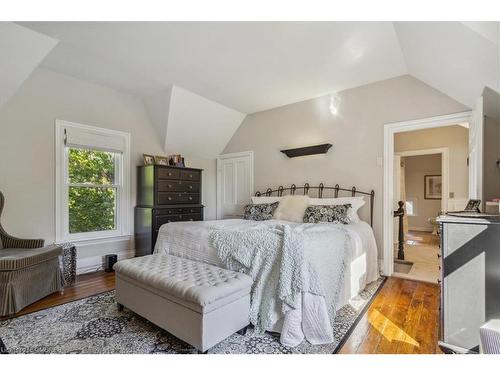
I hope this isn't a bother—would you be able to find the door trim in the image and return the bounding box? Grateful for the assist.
[395,147,450,213]
[216,151,254,219]
[383,111,472,277]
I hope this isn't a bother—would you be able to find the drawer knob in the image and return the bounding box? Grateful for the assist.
[168,184,172,188]
[189,185,193,189]
[178,215,182,219]
[168,172,172,176]
[188,196,193,201]
[190,219,194,221]
[168,197,172,201]
[189,174,193,178]
[437,254,441,258]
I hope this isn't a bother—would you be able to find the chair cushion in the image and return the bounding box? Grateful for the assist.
[0,245,62,271]
[114,254,252,312]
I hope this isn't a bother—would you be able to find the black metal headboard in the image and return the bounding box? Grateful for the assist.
[255,183,375,227]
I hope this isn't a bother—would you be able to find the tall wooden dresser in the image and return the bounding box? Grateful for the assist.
[135,165,204,256]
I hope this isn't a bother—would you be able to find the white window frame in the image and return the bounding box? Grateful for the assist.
[55,120,131,244]
[405,197,418,217]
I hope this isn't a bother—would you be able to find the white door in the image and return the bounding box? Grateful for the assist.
[216,151,254,219]
[393,155,401,244]
[469,96,483,202]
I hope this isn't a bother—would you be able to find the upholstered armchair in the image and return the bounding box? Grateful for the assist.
[0,192,63,316]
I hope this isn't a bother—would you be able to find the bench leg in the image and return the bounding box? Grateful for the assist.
[117,303,124,312]
[237,325,248,336]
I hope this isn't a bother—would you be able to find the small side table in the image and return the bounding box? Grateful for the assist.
[56,242,77,287]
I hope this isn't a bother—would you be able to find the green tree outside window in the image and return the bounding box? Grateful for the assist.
[68,148,117,233]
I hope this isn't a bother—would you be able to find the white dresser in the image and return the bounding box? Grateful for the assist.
[438,215,500,353]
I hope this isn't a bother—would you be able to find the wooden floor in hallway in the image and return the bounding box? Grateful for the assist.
[2,270,442,354]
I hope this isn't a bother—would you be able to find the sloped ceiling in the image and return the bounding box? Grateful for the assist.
[165,86,246,157]
[395,22,499,109]
[144,86,173,151]
[4,21,500,157]
[0,23,58,110]
[146,85,246,157]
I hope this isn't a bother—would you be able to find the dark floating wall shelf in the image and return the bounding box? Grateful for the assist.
[280,143,332,158]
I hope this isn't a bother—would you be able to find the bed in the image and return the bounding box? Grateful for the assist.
[152,183,379,346]
[154,219,378,308]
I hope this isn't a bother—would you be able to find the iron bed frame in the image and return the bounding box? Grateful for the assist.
[255,183,375,227]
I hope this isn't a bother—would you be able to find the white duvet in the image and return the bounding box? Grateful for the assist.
[154,219,379,345]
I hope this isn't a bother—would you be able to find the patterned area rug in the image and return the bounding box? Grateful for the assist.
[0,278,384,354]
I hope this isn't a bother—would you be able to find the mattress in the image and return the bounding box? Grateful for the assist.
[154,218,379,311]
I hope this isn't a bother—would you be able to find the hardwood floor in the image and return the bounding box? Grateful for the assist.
[405,230,440,247]
[339,277,441,354]
[0,271,115,321]
[1,271,441,354]
[393,230,441,284]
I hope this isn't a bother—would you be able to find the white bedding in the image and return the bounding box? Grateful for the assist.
[154,218,379,312]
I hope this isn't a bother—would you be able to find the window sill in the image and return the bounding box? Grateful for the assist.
[57,234,132,246]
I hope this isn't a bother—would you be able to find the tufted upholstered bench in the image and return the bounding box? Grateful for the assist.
[113,253,252,353]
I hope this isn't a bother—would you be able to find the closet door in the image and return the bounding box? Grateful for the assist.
[216,151,254,219]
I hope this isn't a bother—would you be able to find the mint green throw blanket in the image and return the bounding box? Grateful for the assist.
[210,223,349,346]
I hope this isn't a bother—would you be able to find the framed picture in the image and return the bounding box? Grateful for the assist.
[154,155,169,166]
[464,199,481,212]
[143,154,155,165]
[424,175,442,200]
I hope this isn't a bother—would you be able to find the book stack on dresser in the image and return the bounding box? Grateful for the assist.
[135,165,204,256]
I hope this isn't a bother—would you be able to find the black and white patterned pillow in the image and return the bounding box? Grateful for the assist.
[303,204,351,224]
[243,202,279,221]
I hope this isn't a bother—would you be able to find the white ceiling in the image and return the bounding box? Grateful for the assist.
[18,22,410,114]
[10,21,500,114]
[164,86,246,158]
[0,22,57,110]
[395,22,499,110]
[3,21,500,158]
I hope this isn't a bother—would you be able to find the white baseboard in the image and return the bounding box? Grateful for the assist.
[77,249,135,275]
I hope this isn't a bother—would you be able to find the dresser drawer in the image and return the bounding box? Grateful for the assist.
[157,192,200,205]
[180,169,201,181]
[154,213,203,228]
[157,180,200,193]
[154,207,202,215]
[157,168,180,180]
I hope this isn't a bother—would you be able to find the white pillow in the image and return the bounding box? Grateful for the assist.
[251,196,282,204]
[308,196,365,223]
[273,195,310,223]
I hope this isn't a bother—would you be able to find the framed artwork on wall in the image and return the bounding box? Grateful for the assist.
[143,154,155,165]
[424,174,442,200]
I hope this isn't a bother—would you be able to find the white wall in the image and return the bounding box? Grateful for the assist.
[0,23,57,111]
[403,154,442,231]
[223,75,468,254]
[0,68,217,272]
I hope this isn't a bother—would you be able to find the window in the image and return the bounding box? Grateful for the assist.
[405,198,418,216]
[56,120,130,243]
